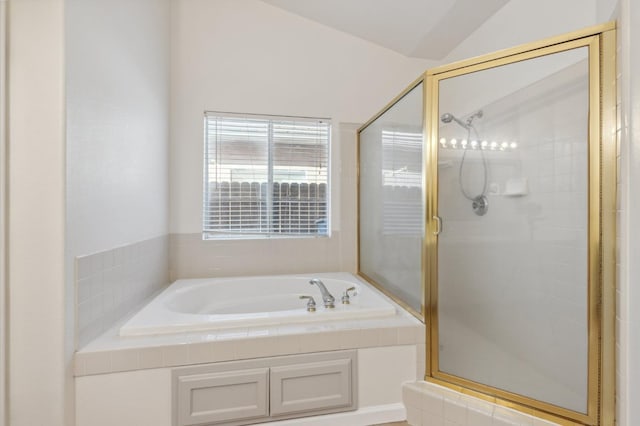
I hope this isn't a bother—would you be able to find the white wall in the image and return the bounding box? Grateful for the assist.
[65,0,171,422]
[65,0,171,341]
[168,0,608,279]
[169,0,433,278]
[8,1,66,425]
[442,0,598,63]
[66,0,170,258]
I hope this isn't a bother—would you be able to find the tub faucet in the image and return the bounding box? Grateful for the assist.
[309,279,335,308]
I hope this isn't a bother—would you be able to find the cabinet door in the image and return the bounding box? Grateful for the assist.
[176,368,269,426]
[270,358,353,416]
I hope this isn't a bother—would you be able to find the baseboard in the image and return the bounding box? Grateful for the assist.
[265,403,406,425]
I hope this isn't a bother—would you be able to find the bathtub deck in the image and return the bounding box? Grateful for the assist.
[75,273,425,377]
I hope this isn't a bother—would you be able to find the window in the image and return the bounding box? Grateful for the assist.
[381,128,423,235]
[203,112,330,239]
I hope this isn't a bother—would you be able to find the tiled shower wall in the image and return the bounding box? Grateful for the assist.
[75,235,169,348]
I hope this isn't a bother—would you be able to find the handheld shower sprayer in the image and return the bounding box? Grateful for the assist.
[439,109,489,216]
[440,112,468,129]
[440,110,483,129]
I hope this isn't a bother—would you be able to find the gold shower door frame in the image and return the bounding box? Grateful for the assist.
[424,23,616,426]
[357,76,427,321]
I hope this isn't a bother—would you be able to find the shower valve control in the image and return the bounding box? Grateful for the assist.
[472,195,489,216]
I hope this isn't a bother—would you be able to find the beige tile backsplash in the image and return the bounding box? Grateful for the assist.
[169,231,354,280]
[76,235,169,348]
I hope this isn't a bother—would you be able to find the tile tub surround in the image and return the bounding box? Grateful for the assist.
[402,381,560,426]
[74,296,424,377]
[169,231,354,281]
[75,235,169,349]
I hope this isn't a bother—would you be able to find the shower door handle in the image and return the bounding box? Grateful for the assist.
[433,215,442,235]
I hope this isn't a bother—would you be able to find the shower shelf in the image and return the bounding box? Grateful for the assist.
[503,177,529,197]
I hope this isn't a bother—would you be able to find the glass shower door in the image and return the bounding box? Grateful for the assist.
[434,46,592,415]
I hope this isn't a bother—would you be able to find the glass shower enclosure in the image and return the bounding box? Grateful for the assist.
[358,80,425,317]
[357,23,616,425]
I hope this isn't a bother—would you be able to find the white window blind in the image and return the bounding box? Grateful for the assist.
[203,112,330,238]
[381,129,423,235]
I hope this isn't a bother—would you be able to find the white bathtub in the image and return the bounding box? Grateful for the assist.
[120,272,396,336]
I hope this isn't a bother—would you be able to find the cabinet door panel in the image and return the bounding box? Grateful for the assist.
[177,368,269,426]
[270,359,352,416]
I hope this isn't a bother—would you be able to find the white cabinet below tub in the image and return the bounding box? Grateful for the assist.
[172,350,358,426]
[176,368,270,425]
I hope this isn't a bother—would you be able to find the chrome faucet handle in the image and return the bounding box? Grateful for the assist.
[299,295,316,312]
[341,286,357,304]
[309,278,335,308]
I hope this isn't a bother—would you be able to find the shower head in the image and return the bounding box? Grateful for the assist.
[440,110,483,130]
[440,113,455,123]
[440,112,469,129]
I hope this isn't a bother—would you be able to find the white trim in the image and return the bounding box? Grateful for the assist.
[253,403,405,426]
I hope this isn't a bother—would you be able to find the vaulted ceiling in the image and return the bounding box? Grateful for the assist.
[262,0,511,60]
